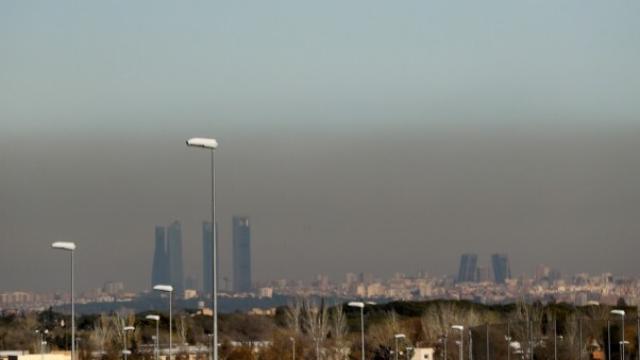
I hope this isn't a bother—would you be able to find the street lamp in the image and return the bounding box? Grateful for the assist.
[405,346,414,360]
[186,137,219,360]
[349,301,375,360]
[394,334,406,360]
[619,341,629,359]
[123,326,135,360]
[452,325,464,360]
[440,334,448,360]
[289,337,296,360]
[154,285,174,360]
[51,241,76,360]
[611,310,625,360]
[146,315,160,360]
[35,329,49,360]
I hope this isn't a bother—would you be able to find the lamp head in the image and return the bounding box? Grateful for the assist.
[124,326,135,331]
[348,301,365,308]
[451,325,464,331]
[51,242,76,251]
[611,309,625,316]
[153,284,174,293]
[145,315,160,321]
[186,138,218,150]
[395,333,406,339]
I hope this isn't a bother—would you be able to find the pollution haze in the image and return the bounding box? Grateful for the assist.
[1,1,640,292]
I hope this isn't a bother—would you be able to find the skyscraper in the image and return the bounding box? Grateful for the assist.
[167,220,184,296]
[202,221,219,295]
[232,216,252,293]
[151,226,169,287]
[491,253,511,284]
[457,253,478,283]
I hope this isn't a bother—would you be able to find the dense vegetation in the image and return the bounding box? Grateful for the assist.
[1,299,637,360]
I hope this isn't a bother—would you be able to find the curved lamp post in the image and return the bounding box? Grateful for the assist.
[394,334,406,360]
[123,326,135,360]
[154,285,173,360]
[51,242,76,360]
[452,325,464,360]
[349,301,375,360]
[289,337,296,360]
[146,315,160,360]
[611,310,625,360]
[186,137,219,360]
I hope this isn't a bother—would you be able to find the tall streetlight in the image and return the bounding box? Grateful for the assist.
[611,310,625,360]
[452,325,464,360]
[51,241,76,360]
[146,315,160,360]
[154,285,173,360]
[394,334,406,360]
[123,326,135,360]
[186,137,219,360]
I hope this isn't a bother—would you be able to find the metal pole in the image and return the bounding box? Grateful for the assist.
[554,317,557,360]
[156,321,159,360]
[211,149,218,360]
[579,318,582,360]
[124,330,128,360]
[636,314,639,360]
[608,320,611,360]
[469,330,473,360]
[71,250,75,360]
[444,335,448,360]
[169,291,172,360]
[527,321,532,360]
[360,307,365,360]
[507,322,510,360]
[621,315,625,360]
[460,332,464,360]
[396,337,399,360]
[292,338,296,360]
[486,324,489,360]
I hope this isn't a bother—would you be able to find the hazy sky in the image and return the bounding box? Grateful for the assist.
[1,1,640,293]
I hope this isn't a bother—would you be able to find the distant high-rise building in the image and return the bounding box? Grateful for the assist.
[167,220,184,296]
[202,221,219,295]
[232,216,252,293]
[491,254,511,284]
[151,226,169,287]
[457,253,478,283]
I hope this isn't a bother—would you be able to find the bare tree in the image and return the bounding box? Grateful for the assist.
[303,298,330,360]
[369,310,405,352]
[91,314,112,357]
[285,297,303,336]
[329,304,350,360]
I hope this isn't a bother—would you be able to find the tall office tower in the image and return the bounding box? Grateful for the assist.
[202,221,219,295]
[167,220,184,296]
[232,216,252,293]
[151,226,169,287]
[491,253,511,284]
[457,253,478,283]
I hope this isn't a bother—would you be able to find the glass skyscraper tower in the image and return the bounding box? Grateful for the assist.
[232,216,252,293]
[167,220,184,296]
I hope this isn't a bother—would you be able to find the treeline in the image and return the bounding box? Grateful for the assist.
[1,299,637,360]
